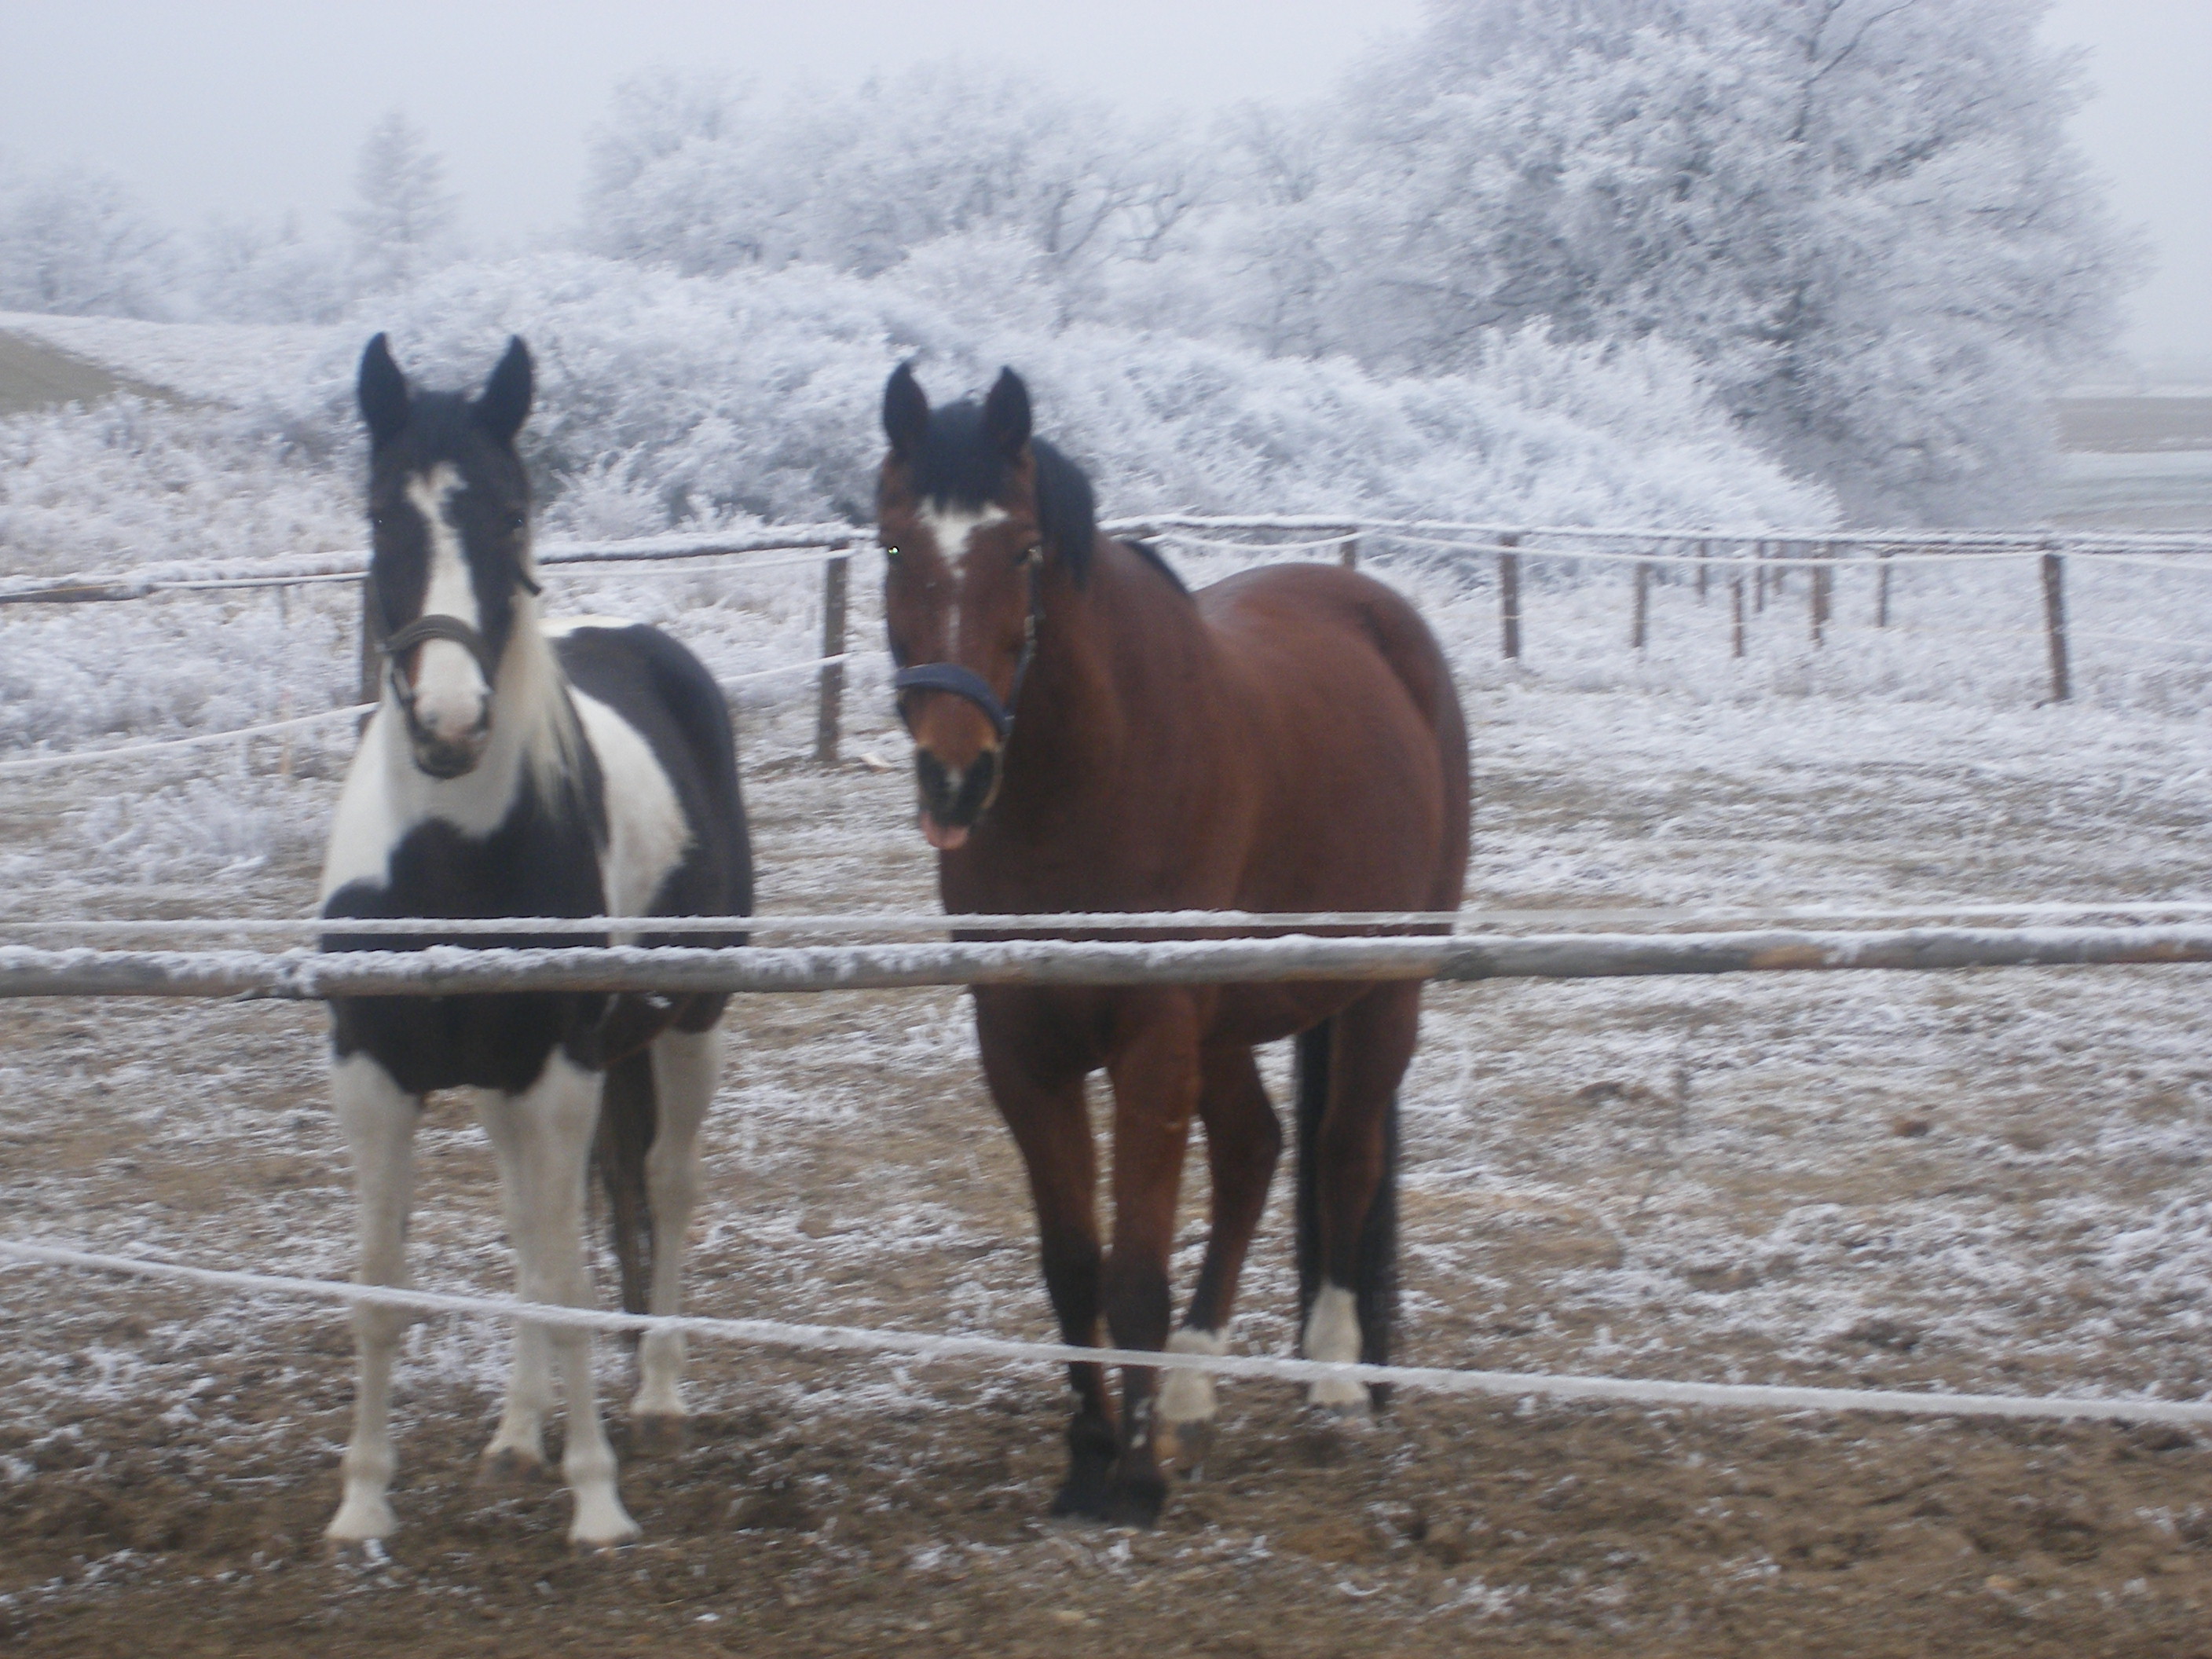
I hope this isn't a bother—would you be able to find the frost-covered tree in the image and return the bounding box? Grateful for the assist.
[345,111,459,294]
[192,213,351,323]
[583,67,1199,283]
[1309,0,2140,522]
[0,160,176,318]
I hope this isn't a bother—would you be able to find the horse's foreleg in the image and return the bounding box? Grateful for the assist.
[478,1055,639,1547]
[1299,986,1419,1414]
[326,1054,420,1547]
[632,1024,719,1435]
[1159,1044,1280,1446]
[976,1002,1111,1519]
[1099,1001,1203,1525]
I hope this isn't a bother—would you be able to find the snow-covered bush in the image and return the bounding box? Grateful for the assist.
[306,251,1830,533]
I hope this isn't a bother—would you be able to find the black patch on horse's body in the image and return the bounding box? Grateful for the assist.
[323,622,749,1097]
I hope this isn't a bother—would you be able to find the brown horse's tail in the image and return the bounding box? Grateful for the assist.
[1295,1018,1401,1402]
[594,1046,659,1319]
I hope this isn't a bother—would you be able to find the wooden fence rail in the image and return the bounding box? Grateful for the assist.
[3,922,2210,1000]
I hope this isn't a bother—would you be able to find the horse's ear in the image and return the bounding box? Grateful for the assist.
[983,367,1031,458]
[474,335,533,446]
[357,333,409,445]
[883,361,929,461]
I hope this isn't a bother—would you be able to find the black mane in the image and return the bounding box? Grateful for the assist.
[913,401,1184,595]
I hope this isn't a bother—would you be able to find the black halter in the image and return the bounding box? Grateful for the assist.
[892,550,1043,744]
[383,613,501,686]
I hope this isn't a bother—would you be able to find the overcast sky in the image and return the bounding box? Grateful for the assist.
[1,0,2204,364]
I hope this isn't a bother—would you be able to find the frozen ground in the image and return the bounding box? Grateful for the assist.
[3,613,2211,1652]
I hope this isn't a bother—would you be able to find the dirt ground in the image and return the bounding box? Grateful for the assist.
[5,691,2212,1657]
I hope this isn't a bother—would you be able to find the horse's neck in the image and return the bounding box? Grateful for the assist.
[988,538,1207,840]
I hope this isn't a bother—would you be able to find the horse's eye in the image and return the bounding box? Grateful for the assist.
[508,514,526,533]
[1019,544,1042,566]
[884,545,903,564]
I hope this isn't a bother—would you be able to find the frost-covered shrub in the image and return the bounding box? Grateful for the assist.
[0,395,353,580]
[299,251,1830,532]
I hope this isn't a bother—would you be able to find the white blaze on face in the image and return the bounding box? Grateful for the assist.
[403,463,488,742]
[915,500,1008,661]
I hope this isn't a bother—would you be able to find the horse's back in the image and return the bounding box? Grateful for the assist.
[1196,562,1470,911]
[551,619,753,925]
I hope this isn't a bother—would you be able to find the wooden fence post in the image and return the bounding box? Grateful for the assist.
[1340,534,1360,570]
[1810,542,1832,647]
[1876,551,1892,628]
[1498,534,1522,661]
[1753,541,1767,613]
[1696,540,1708,603]
[1632,560,1650,650]
[2041,549,2070,705]
[815,548,851,764]
[357,572,384,705]
[1731,569,1746,659]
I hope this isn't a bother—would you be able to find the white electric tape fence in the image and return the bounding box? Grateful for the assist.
[2,1239,2205,1428]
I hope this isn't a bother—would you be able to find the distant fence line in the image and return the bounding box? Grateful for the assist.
[6,518,2212,771]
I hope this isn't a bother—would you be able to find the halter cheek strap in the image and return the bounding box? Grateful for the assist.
[891,553,1043,745]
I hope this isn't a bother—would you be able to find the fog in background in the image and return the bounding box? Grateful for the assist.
[0,0,1422,241]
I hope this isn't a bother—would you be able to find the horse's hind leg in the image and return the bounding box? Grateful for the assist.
[631,1022,720,1441]
[478,1055,639,1547]
[1298,983,1418,1414]
[326,1054,420,1547]
[1157,1043,1280,1458]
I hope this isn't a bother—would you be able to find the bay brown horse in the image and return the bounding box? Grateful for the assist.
[877,364,1469,1525]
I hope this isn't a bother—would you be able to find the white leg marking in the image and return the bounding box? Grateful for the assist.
[1302,1284,1368,1409]
[472,1085,553,1472]
[632,1026,718,1421]
[477,1053,640,1546]
[1159,1328,1227,1425]
[327,1055,420,1544]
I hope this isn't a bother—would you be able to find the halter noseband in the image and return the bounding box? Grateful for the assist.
[383,613,501,695]
[891,551,1043,745]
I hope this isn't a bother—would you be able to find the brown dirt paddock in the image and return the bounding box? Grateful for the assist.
[5,690,2212,1657]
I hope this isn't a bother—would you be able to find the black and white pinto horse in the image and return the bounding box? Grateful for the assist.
[319,335,752,1549]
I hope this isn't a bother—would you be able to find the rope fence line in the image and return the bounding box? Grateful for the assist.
[4,921,2211,999]
[8,515,2212,773]
[0,648,889,775]
[3,1239,2206,1426]
[7,899,2212,943]
[11,518,2212,607]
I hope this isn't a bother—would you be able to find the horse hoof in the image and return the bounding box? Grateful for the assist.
[478,1448,548,1487]
[628,1413,690,1458]
[1103,1474,1167,1529]
[323,1535,392,1568]
[1156,1418,1214,1478]
[1049,1474,1115,1522]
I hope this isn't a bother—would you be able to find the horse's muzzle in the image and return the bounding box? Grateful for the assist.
[915,745,998,849]
[409,721,490,779]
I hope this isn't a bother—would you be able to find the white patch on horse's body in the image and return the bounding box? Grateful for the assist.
[541,614,635,638]
[917,501,1007,659]
[1302,1284,1368,1408]
[320,590,580,903]
[404,466,488,743]
[1158,1326,1227,1425]
[570,687,690,933]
